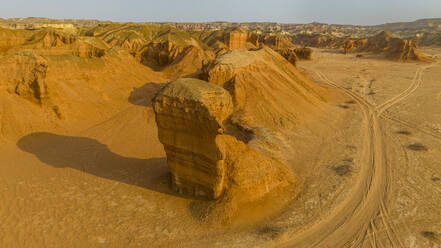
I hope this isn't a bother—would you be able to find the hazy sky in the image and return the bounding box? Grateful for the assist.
[1,0,440,25]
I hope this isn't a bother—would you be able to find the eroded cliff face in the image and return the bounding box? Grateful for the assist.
[152,78,296,212]
[253,34,313,65]
[202,47,327,131]
[139,41,213,78]
[6,29,109,58]
[293,33,348,49]
[348,31,434,61]
[140,41,183,69]
[1,50,49,105]
[0,28,34,54]
[223,32,248,50]
[153,78,234,199]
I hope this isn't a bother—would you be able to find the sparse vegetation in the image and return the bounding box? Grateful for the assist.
[257,226,284,239]
[407,143,428,151]
[396,130,412,135]
[333,164,352,176]
[421,231,441,242]
[337,104,350,109]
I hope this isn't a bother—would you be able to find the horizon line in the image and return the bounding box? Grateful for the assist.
[2,16,441,27]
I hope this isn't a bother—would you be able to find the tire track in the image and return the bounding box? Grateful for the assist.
[278,58,440,247]
[382,115,441,141]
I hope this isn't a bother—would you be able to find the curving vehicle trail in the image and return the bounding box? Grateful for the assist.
[278,58,440,248]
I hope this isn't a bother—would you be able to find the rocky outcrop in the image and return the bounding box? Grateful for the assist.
[249,34,313,64]
[139,40,214,78]
[260,35,294,50]
[345,31,433,61]
[293,33,348,49]
[277,48,298,66]
[202,47,327,131]
[139,41,185,69]
[71,38,107,58]
[224,31,248,50]
[7,29,108,58]
[294,31,432,61]
[0,28,34,54]
[415,32,441,47]
[294,47,313,60]
[152,78,295,204]
[153,78,234,199]
[1,51,49,105]
[248,32,260,47]
[27,29,77,48]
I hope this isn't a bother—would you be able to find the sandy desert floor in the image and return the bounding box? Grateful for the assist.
[1,48,440,247]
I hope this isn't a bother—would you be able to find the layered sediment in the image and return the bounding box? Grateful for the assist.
[224,32,248,50]
[153,78,234,199]
[153,78,296,206]
[1,50,49,105]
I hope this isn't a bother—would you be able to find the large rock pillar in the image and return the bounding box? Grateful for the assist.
[153,78,233,199]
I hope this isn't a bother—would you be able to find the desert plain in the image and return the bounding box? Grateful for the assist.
[0,18,440,248]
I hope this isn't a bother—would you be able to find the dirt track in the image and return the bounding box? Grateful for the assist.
[278,55,441,247]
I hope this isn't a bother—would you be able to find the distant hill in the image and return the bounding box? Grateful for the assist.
[1,17,441,45]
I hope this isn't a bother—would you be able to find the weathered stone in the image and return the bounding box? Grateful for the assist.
[152,76,298,210]
[153,78,233,199]
[3,51,49,105]
[224,32,248,50]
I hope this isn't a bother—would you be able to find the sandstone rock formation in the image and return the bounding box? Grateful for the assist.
[138,40,213,78]
[251,34,313,64]
[293,33,348,49]
[295,31,432,61]
[294,47,313,60]
[260,34,293,50]
[276,48,298,66]
[345,31,433,61]
[88,24,214,78]
[4,29,109,58]
[0,28,34,54]
[153,78,295,208]
[153,78,234,199]
[224,31,248,50]
[140,41,183,69]
[1,50,49,105]
[202,47,327,131]
[0,29,166,142]
[415,32,441,47]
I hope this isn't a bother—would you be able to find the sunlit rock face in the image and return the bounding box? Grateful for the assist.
[153,78,233,199]
[224,32,248,50]
[153,76,298,209]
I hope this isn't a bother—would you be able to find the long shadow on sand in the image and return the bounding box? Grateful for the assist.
[17,132,179,197]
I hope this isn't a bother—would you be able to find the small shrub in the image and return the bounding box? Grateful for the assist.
[333,164,352,176]
[407,143,428,151]
[396,130,412,135]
